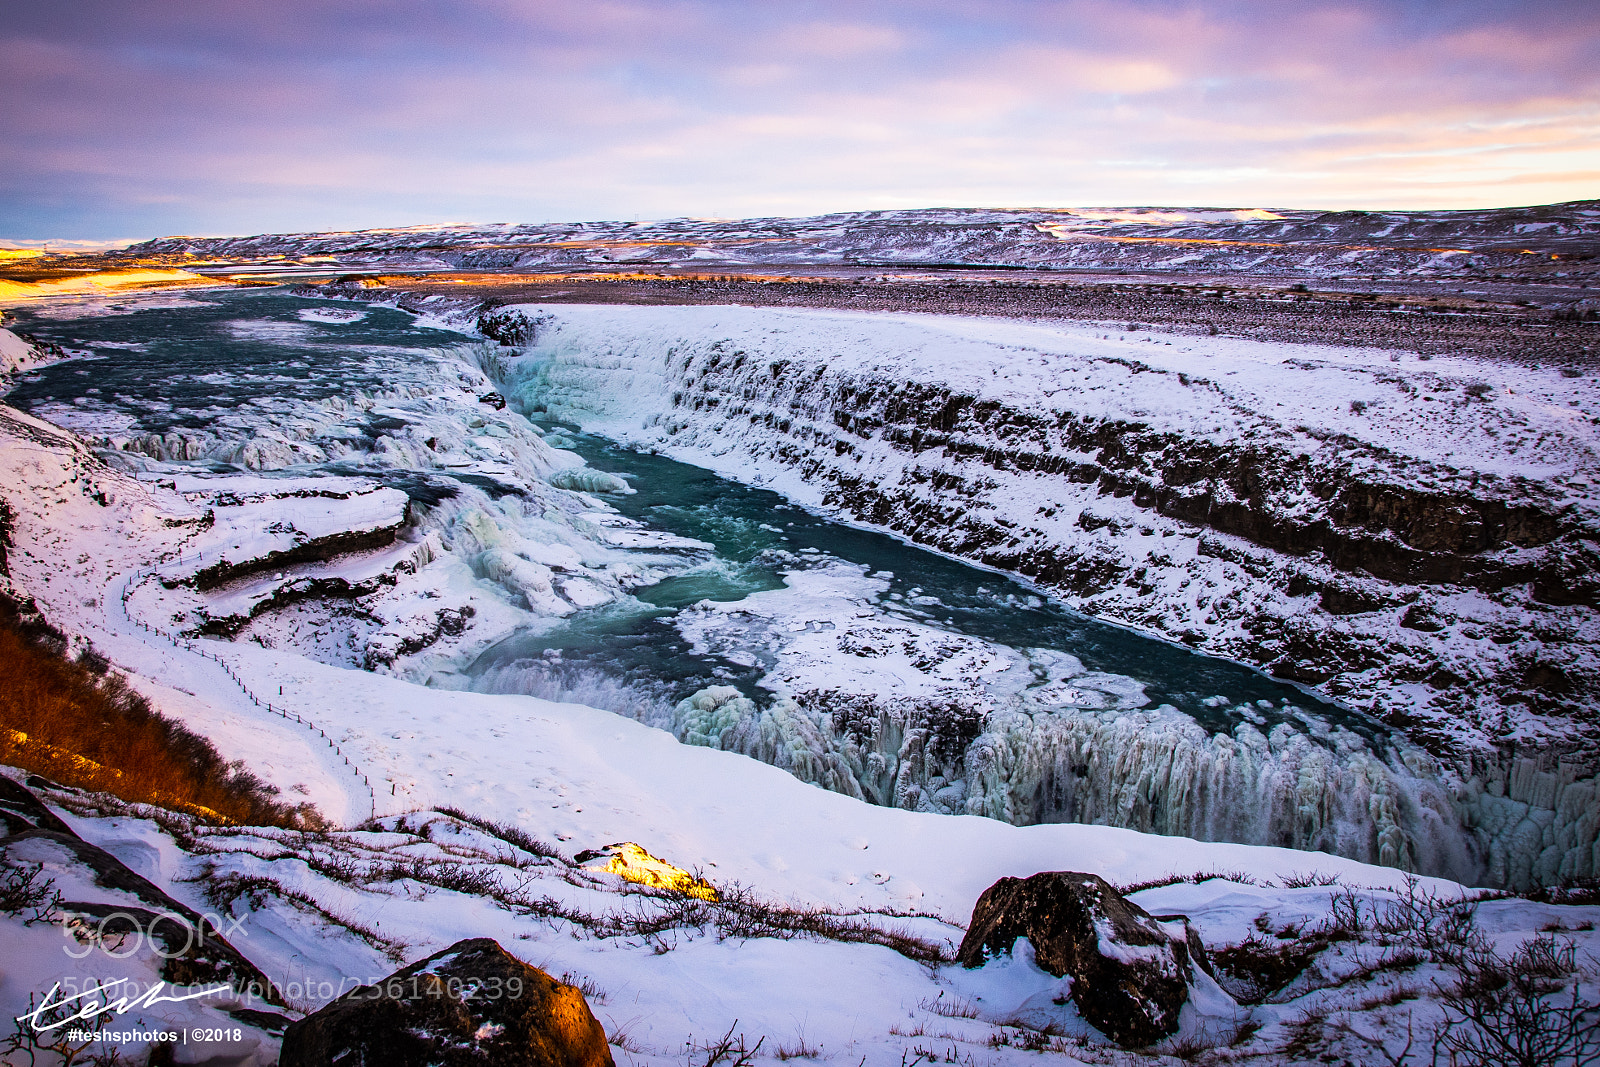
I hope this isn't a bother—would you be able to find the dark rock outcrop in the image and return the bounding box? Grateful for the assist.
[186,523,404,591]
[478,309,538,347]
[0,773,76,835]
[280,938,614,1067]
[957,871,1209,1047]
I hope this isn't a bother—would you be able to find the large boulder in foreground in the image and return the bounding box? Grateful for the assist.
[957,871,1207,1047]
[280,938,614,1067]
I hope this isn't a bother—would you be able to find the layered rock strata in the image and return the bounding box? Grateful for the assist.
[493,304,1600,887]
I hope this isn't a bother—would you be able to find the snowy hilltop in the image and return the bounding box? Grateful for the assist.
[116,202,1600,287]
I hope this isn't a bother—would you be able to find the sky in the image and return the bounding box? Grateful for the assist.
[2,0,1597,245]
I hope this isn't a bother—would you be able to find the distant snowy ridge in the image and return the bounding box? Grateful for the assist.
[122,202,1600,284]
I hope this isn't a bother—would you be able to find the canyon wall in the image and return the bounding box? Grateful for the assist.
[494,304,1600,888]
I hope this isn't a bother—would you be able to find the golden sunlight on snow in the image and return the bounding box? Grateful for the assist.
[580,841,721,901]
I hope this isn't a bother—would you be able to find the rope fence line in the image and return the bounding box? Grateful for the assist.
[117,542,379,822]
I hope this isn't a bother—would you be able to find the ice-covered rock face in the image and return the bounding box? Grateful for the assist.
[500,303,1600,749]
[664,560,1479,881]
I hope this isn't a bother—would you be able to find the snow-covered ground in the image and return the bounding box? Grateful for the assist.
[3,291,1600,1065]
[15,761,1599,1067]
[0,329,42,375]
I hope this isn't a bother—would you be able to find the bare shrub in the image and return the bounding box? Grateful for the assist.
[436,805,565,864]
[1521,877,1600,907]
[1117,868,1262,894]
[1369,877,1480,962]
[1279,1006,1331,1062]
[1281,870,1343,889]
[1431,934,1600,1067]
[774,1025,821,1061]
[1319,886,1372,940]
[1213,931,1328,1003]
[1332,1013,1417,1067]
[371,857,502,897]
[919,992,981,1019]
[1269,891,1600,1066]
[3,991,121,1065]
[195,868,406,963]
[0,593,311,828]
[606,1015,648,1054]
[987,1021,1080,1054]
[618,880,950,963]
[689,1021,764,1067]
[0,860,61,924]
[1162,1023,1234,1061]
[552,971,605,1004]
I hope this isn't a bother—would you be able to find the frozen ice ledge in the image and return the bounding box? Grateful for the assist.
[469,302,1599,891]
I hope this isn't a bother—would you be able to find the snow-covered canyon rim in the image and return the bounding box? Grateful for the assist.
[494,303,1599,733]
[4,289,1597,891]
[483,301,1600,881]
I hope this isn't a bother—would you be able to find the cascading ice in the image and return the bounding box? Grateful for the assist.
[664,557,1483,882]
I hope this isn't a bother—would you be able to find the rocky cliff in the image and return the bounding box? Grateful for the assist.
[481,303,1600,887]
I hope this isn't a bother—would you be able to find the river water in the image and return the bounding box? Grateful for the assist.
[9,289,1487,880]
[485,429,1379,741]
[7,288,1356,734]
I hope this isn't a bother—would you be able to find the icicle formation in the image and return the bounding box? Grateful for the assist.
[673,684,1483,884]
[1455,760,1600,891]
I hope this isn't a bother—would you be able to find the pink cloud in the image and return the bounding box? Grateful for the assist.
[3,0,1598,240]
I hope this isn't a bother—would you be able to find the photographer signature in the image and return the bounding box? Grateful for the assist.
[16,979,231,1033]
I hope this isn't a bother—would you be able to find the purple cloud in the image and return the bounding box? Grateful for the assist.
[2,0,1596,241]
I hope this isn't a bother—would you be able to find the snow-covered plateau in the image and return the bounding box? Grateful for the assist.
[2,287,1598,1065]
[120,201,1600,286]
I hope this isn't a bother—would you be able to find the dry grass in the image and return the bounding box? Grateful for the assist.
[0,593,316,828]
[1116,868,1262,894]
[774,1027,821,1061]
[689,1022,764,1067]
[435,805,566,864]
[919,993,982,1019]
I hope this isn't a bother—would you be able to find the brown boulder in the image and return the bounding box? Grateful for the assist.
[280,938,614,1067]
[956,871,1205,1047]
